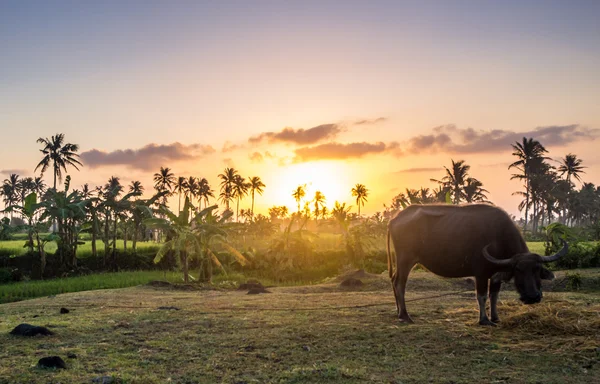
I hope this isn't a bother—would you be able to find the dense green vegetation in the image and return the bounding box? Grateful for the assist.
[1,133,599,287]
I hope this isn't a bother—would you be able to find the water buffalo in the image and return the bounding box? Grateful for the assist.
[386,204,567,326]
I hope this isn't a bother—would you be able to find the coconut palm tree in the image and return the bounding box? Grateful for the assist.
[153,167,175,206]
[431,159,471,204]
[2,174,20,219]
[313,191,326,220]
[174,176,187,213]
[232,175,250,221]
[351,183,369,216]
[508,137,548,229]
[32,177,46,197]
[463,178,489,203]
[35,133,82,190]
[248,176,265,217]
[558,153,586,185]
[129,180,144,195]
[218,167,239,212]
[197,178,214,210]
[292,185,306,213]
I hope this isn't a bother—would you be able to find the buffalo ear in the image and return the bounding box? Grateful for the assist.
[491,271,513,283]
[540,267,555,280]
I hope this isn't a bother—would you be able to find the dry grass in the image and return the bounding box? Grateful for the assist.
[0,271,598,383]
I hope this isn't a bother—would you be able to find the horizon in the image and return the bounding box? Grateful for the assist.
[1,1,599,217]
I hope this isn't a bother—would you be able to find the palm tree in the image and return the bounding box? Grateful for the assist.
[292,185,306,213]
[197,178,214,210]
[129,180,144,195]
[313,191,326,220]
[431,159,471,204]
[463,178,489,203]
[248,176,266,217]
[351,183,369,216]
[218,167,239,212]
[2,174,20,219]
[232,175,250,221]
[558,153,586,185]
[35,133,82,190]
[32,177,46,196]
[184,176,198,202]
[508,137,548,229]
[153,167,175,206]
[174,176,187,213]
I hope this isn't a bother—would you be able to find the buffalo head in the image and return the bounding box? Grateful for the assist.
[483,242,568,304]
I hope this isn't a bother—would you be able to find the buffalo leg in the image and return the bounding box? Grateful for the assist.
[489,278,502,323]
[392,258,415,323]
[475,277,495,326]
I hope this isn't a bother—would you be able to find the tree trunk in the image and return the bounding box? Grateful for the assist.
[133,222,139,254]
[182,252,189,283]
[104,215,110,267]
[112,216,118,270]
[36,232,45,279]
[123,226,128,251]
[91,216,97,259]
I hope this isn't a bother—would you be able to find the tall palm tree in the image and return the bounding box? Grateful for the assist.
[1,174,20,219]
[313,191,326,220]
[232,175,250,221]
[351,183,369,216]
[174,176,187,213]
[431,159,471,204]
[558,153,586,185]
[35,133,82,190]
[197,178,214,210]
[32,177,46,197]
[129,180,144,195]
[184,176,198,201]
[153,167,175,206]
[218,167,239,211]
[292,185,306,213]
[509,137,548,229]
[463,178,489,203]
[248,176,266,217]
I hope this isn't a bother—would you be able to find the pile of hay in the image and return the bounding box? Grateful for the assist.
[501,299,600,336]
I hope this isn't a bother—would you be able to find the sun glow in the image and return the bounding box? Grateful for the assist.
[268,161,354,211]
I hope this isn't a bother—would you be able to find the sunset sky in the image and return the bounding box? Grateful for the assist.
[1,1,599,216]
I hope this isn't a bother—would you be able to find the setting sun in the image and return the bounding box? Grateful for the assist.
[267,161,354,212]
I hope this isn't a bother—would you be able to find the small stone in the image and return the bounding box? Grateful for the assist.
[67,352,77,359]
[302,345,311,352]
[157,306,180,311]
[37,356,66,369]
[9,323,54,336]
[60,307,70,314]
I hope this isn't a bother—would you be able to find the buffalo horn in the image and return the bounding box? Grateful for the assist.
[540,240,568,263]
[482,244,512,266]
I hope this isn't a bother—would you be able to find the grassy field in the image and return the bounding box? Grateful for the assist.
[0,239,161,257]
[0,270,598,383]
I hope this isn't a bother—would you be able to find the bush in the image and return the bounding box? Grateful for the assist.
[0,267,22,283]
[554,243,600,269]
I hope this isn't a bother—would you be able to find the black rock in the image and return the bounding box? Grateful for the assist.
[247,287,270,294]
[340,278,363,287]
[238,280,265,290]
[157,306,180,311]
[37,356,66,369]
[9,323,54,336]
[60,307,70,314]
[67,352,77,359]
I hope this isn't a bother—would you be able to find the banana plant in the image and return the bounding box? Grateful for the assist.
[145,197,247,283]
[3,192,49,277]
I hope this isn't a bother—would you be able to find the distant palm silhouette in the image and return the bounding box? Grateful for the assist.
[35,133,82,190]
[351,183,369,216]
